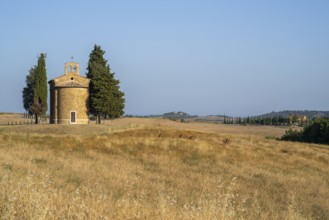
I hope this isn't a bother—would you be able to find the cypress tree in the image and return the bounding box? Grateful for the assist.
[30,53,48,124]
[87,45,125,124]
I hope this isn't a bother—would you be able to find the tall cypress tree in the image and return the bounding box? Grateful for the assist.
[87,45,125,124]
[22,66,37,116]
[31,53,48,124]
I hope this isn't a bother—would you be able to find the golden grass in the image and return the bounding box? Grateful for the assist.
[0,116,328,219]
[1,114,287,137]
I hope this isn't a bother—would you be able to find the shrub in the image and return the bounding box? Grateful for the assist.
[281,128,303,142]
[281,118,329,145]
[302,118,329,144]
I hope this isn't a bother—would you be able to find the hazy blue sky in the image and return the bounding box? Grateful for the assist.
[0,0,328,116]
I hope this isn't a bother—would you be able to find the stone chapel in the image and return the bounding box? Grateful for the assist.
[48,62,90,124]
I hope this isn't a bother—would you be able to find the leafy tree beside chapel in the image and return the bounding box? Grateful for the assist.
[86,45,125,124]
[22,66,37,115]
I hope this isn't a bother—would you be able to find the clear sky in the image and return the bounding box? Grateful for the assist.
[0,0,328,116]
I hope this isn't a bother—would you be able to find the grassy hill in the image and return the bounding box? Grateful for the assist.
[0,114,328,219]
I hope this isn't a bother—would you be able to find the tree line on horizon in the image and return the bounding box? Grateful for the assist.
[223,115,310,127]
[22,45,125,124]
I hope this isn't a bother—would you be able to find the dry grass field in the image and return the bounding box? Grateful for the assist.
[0,114,328,219]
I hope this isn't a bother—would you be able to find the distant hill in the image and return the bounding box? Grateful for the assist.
[259,110,329,119]
[162,111,193,119]
[159,112,228,123]
[127,110,329,122]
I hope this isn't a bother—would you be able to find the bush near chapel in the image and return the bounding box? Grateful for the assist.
[281,118,329,145]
